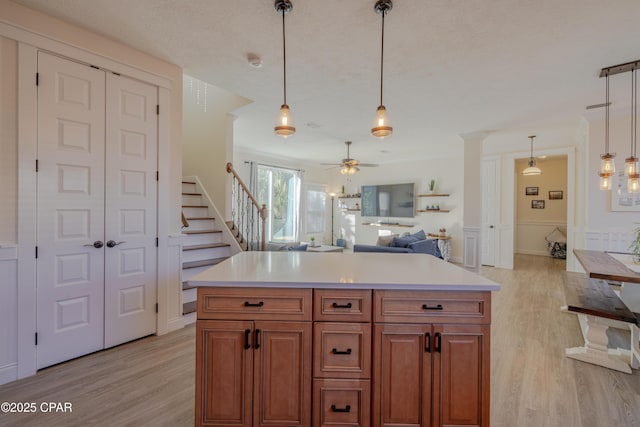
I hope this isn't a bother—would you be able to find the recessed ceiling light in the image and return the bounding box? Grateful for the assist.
[380,150,389,154]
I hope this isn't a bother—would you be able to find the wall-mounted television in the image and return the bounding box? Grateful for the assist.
[360,183,415,218]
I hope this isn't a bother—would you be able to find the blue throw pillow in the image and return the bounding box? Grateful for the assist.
[391,230,427,248]
[288,244,308,251]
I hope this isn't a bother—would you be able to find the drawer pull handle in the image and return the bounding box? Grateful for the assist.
[244,329,251,350]
[331,404,351,413]
[422,304,443,310]
[254,329,261,349]
[331,348,352,355]
[244,301,264,307]
[425,332,431,353]
[435,332,442,353]
[332,302,352,309]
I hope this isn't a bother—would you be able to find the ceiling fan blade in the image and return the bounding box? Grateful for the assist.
[358,163,379,167]
[320,163,342,166]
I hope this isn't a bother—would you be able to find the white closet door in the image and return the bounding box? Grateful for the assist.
[104,73,158,348]
[36,52,106,368]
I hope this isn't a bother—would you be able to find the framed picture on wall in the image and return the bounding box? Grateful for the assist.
[548,190,563,200]
[531,200,545,209]
[525,187,539,196]
[612,171,640,211]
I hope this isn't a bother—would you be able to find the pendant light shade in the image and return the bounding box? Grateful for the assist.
[522,135,542,176]
[274,0,295,138]
[371,0,393,138]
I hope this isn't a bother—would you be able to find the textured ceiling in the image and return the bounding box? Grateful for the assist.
[12,0,640,165]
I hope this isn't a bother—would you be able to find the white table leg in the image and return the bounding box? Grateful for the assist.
[565,314,632,374]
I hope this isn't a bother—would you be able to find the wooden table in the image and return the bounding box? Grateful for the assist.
[565,250,640,373]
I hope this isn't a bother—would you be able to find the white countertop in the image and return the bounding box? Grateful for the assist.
[188,252,501,291]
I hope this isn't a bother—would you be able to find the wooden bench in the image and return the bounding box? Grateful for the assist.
[562,274,639,373]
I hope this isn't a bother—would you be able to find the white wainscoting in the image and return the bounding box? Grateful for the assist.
[584,230,635,253]
[463,227,481,273]
[516,221,567,257]
[0,245,18,385]
[165,234,186,333]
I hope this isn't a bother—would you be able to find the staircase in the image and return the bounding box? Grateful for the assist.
[181,180,231,323]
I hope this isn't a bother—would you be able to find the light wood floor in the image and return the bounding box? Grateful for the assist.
[0,254,638,427]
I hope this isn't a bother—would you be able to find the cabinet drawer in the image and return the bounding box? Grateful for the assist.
[197,287,312,321]
[374,290,491,324]
[314,323,371,378]
[314,289,372,322]
[313,379,370,427]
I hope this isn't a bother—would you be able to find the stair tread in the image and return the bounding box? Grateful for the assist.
[182,205,208,208]
[182,301,197,315]
[185,217,215,220]
[183,229,222,235]
[183,243,230,251]
[182,281,197,291]
[182,181,196,184]
[183,257,229,269]
[182,192,201,196]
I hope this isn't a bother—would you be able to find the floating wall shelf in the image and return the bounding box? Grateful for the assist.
[417,193,450,197]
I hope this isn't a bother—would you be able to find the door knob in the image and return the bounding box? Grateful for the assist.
[84,241,104,249]
[106,240,126,248]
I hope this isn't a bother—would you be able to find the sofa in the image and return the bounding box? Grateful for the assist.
[353,230,443,259]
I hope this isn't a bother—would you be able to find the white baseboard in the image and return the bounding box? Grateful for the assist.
[0,363,17,386]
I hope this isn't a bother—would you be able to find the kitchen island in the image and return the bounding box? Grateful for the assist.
[189,252,500,427]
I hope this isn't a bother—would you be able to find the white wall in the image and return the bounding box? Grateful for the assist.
[182,75,251,213]
[584,113,639,252]
[515,156,567,256]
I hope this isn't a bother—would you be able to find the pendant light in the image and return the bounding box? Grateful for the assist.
[627,66,639,192]
[371,0,393,138]
[274,0,295,138]
[522,135,542,176]
[599,72,616,190]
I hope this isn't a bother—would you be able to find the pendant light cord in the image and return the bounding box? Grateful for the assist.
[281,7,287,106]
[605,73,610,154]
[633,67,637,157]
[379,9,385,106]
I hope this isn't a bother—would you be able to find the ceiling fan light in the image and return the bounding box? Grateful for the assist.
[371,106,393,138]
[274,104,295,137]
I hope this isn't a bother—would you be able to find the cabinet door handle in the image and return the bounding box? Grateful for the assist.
[331,404,351,413]
[332,302,352,309]
[425,332,431,353]
[435,332,441,353]
[254,329,261,349]
[331,348,352,355]
[244,329,251,350]
[244,301,264,307]
[422,304,443,310]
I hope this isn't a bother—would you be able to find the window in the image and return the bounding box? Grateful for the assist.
[304,184,326,235]
[256,164,301,243]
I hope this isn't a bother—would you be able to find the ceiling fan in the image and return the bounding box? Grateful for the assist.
[321,141,379,175]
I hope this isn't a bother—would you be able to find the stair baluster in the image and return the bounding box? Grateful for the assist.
[226,162,267,251]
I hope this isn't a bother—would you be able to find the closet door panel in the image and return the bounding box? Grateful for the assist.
[36,51,106,369]
[104,73,158,348]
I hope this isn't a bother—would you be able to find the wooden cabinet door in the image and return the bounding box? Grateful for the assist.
[253,321,312,427]
[196,320,253,427]
[373,324,432,427]
[432,324,490,427]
